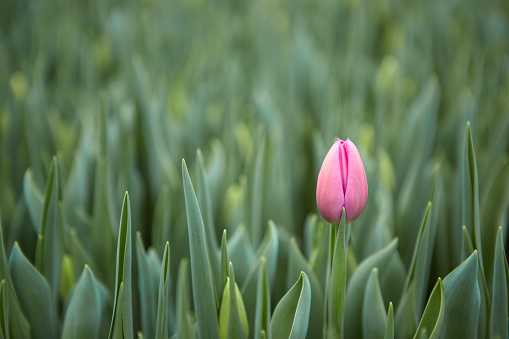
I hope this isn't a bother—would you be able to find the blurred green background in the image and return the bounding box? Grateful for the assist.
[1,0,509,333]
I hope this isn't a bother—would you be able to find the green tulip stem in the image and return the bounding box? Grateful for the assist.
[328,209,347,339]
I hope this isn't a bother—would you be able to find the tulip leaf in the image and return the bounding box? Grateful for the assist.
[384,303,394,339]
[155,242,171,339]
[228,225,255,285]
[461,226,475,261]
[250,134,266,246]
[135,233,159,339]
[151,185,171,257]
[221,230,228,297]
[362,268,386,339]
[61,266,102,339]
[441,251,480,339]
[35,156,64,304]
[490,227,508,339]
[108,192,133,339]
[9,243,57,339]
[219,263,248,339]
[271,272,311,339]
[197,150,221,295]
[463,122,491,337]
[176,259,193,339]
[287,238,324,338]
[182,159,220,339]
[413,278,444,339]
[255,258,271,339]
[344,238,399,339]
[23,169,43,233]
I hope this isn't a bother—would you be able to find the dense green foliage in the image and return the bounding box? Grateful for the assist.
[1,0,509,337]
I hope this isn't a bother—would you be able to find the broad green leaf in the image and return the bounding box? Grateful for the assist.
[413,279,444,339]
[271,272,311,339]
[62,266,102,339]
[35,157,64,304]
[490,228,508,339]
[384,303,394,339]
[344,238,399,339]
[9,243,57,339]
[441,251,480,339]
[176,259,193,339]
[136,233,159,339]
[155,242,171,339]
[182,159,220,339]
[23,169,43,233]
[287,238,323,339]
[108,192,133,339]
[255,258,271,339]
[362,269,386,339]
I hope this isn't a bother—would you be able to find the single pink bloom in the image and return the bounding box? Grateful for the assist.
[316,138,368,224]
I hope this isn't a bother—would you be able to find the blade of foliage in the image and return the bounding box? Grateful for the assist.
[287,238,323,339]
[441,250,480,339]
[250,134,266,246]
[384,303,394,339]
[255,258,271,339]
[9,243,57,339]
[182,159,220,339]
[35,156,64,304]
[490,227,508,339]
[413,279,444,339]
[220,230,228,299]
[344,238,399,339]
[23,169,43,233]
[155,242,171,339]
[220,263,248,339]
[108,192,133,339]
[271,272,311,339]
[176,259,193,339]
[461,226,475,261]
[362,268,386,339]
[151,185,171,257]
[135,233,159,339]
[227,225,254,285]
[61,266,103,339]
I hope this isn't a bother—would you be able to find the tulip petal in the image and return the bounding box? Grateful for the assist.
[316,139,344,224]
[343,139,368,223]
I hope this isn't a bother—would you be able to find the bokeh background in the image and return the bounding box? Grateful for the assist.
[1,0,509,335]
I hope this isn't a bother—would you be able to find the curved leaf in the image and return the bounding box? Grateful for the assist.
[176,259,193,339]
[271,272,311,339]
[344,238,399,339]
[363,268,386,339]
[255,258,271,339]
[441,251,480,339]
[384,303,394,339]
[182,159,220,339]
[9,243,57,339]
[490,228,508,339]
[62,266,102,339]
[23,169,43,233]
[413,279,444,339]
[155,242,171,339]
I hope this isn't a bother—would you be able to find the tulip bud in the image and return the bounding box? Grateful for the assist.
[316,138,368,224]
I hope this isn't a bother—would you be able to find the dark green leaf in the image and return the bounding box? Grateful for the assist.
[23,169,43,233]
[490,228,508,339]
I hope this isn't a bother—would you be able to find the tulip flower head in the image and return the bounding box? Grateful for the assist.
[316,138,368,224]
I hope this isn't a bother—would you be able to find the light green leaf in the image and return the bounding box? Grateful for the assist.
[250,134,266,246]
[108,192,133,339]
[62,266,102,339]
[220,230,228,299]
[441,251,480,339]
[384,303,394,339]
[287,238,323,339]
[363,268,386,339]
[176,259,193,339]
[182,159,220,339]
[413,279,444,339]
[344,238,399,339]
[490,228,508,339]
[155,242,171,339]
[23,169,43,233]
[271,272,311,339]
[219,263,248,339]
[255,258,271,339]
[9,243,57,339]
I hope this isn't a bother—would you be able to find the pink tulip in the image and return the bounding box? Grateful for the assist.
[316,138,368,224]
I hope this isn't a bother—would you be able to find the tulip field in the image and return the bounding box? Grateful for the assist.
[1,0,509,338]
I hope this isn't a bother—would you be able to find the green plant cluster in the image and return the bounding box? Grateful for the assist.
[1,0,509,337]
